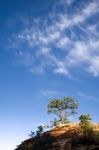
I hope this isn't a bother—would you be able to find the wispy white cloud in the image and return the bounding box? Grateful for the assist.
[78,92,98,101]
[82,1,98,16]
[30,65,45,74]
[88,56,99,77]
[40,89,59,97]
[9,0,99,77]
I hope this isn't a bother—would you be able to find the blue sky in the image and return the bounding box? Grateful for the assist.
[0,0,99,150]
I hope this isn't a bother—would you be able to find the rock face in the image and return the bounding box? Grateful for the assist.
[15,123,99,150]
[15,138,72,150]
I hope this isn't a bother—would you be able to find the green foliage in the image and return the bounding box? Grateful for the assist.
[79,114,96,144]
[52,118,59,126]
[79,114,92,124]
[29,131,35,138]
[48,97,78,124]
[79,114,92,137]
[36,126,43,137]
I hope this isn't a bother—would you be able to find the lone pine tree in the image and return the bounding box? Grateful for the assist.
[48,97,78,124]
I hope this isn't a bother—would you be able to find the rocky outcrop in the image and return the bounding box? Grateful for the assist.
[15,123,99,150]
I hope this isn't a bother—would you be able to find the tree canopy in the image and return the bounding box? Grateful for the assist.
[79,114,92,124]
[47,97,78,124]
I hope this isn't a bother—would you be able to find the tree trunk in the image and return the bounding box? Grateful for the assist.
[61,116,64,124]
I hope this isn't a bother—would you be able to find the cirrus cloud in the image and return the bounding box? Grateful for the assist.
[9,0,99,77]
